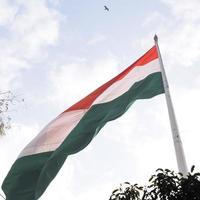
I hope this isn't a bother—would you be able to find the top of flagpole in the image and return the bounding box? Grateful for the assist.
[154,34,158,43]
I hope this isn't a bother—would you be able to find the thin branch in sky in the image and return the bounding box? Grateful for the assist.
[0,193,5,200]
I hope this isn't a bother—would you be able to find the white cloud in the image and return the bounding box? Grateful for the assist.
[0,0,17,26]
[48,57,120,110]
[10,0,61,57]
[0,54,28,90]
[0,0,62,89]
[162,0,200,21]
[140,0,200,69]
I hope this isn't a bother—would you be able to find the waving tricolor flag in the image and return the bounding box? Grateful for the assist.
[2,45,164,200]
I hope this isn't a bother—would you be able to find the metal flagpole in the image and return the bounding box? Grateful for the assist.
[154,35,188,176]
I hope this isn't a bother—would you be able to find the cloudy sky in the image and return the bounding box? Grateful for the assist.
[1,0,200,199]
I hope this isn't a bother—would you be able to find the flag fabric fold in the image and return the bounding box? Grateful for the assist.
[2,45,164,200]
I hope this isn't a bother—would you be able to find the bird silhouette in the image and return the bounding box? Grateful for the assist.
[104,5,109,11]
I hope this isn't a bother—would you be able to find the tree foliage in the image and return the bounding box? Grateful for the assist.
[0,91,23,135]
[109,166,200,200]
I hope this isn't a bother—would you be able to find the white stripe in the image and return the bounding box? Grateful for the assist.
[20,59,161,157]
[19,109,87,157]
[93,59,160,104]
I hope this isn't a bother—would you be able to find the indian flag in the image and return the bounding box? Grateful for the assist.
[2,45,164,200]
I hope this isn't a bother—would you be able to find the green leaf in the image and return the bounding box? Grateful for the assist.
[112,189,119,194]
[194,172,200,176]
[156,168,163,172]
[178,172,183,177]
[165,169,171,172]
[149,175,155,182]
[191,165,195,173]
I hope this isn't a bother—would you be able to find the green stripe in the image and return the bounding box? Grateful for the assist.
[2,72,164,200]
[2,152,52,200]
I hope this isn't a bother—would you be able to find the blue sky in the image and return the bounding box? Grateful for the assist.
[1,0,200,199]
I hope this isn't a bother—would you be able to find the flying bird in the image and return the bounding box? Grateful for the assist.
[104,5,109,11]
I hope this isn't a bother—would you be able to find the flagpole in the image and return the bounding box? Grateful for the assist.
[154,35,188,176]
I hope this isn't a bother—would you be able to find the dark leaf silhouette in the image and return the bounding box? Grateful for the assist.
[191,165,195,173]
[109,166,200,200]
